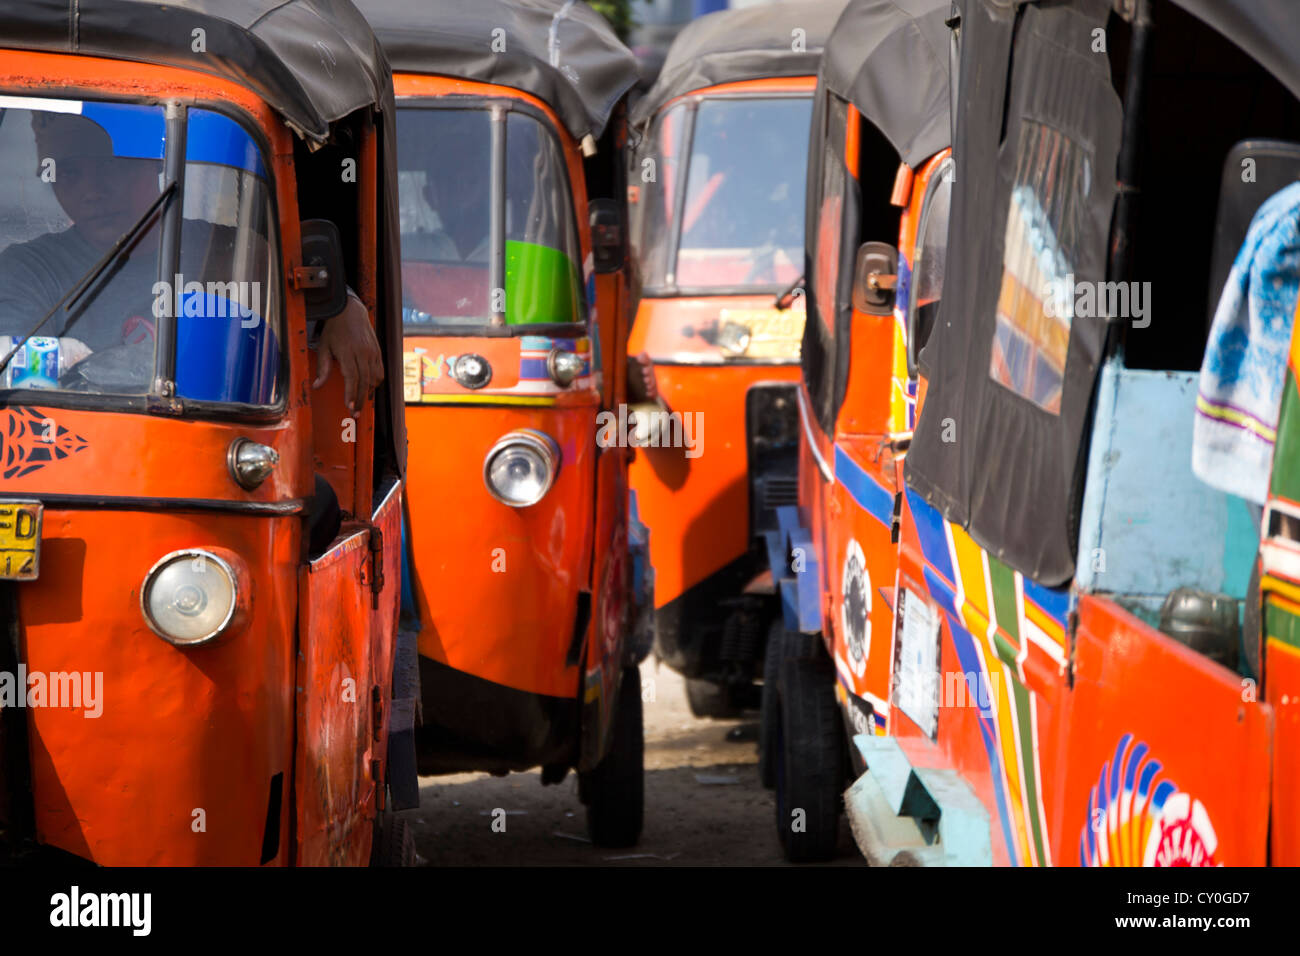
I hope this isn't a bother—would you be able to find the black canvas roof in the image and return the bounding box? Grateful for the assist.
[631,0,850,129]
[356,0,639,142]
[1168,0,1300,103]
[0,0,391,143]
[821,0,952,168]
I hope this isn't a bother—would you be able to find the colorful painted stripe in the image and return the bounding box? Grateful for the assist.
[833,444,894,529]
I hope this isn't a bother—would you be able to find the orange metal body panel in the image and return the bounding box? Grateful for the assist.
[405,402,595,699]
[0,51,401,865]
[22,509,298,865]
[807,154,947,720]
[1067,596,1271,866]
[1266,637,1300,863]
[296,527,376,867]
[628,296,801,607]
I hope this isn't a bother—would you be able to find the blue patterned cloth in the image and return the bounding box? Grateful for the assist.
[1193,182,1300,505]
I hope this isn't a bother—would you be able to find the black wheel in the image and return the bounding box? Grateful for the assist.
[370,809,416,867]
[580,666,645,848]
[685,677,742,719]
[758,618,783,789]
[774,653,845,863]
[760,621,820,789]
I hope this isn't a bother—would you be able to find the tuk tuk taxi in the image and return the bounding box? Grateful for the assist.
[781,0,1300,867]
[0,0,416,865]
[356,0,646,847]
[626,0,848,719]
[756,0,953,862]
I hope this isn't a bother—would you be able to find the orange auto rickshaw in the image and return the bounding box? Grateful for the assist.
[0,0,416,866]
[756,0,953,862]
[775,0,1300,867]
[357,0,646,847]
[626,0,848,719]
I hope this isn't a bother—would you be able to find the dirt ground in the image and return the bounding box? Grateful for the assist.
[407,659,863,866]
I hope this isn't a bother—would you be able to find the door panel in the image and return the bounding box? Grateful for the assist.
[1068,595,1270,866]
[295,527,377,866]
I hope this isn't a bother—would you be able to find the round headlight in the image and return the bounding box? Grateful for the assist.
[718,320,752,357]
[483,430,560,507]
[141,550,240,646]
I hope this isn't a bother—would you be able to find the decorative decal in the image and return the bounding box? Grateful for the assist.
[1,407,89,479]
[840,538,870,678]
[1081,733,1219,867]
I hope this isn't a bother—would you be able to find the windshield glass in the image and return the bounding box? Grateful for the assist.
[0,98,279,405]
[641,95,812,293]
[397,105,586,331]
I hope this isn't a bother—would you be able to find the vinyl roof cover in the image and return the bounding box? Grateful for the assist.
[631,0,850,129]
[357,0,638,141]
[820,0,953,168]
[0,0,392,143]
[1168,0,1300,103]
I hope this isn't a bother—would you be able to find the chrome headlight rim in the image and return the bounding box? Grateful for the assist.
[717,319,753,358]
[140,548,240,648]
[482,429,561,508]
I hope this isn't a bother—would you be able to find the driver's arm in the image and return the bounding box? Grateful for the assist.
[313,286,384,414]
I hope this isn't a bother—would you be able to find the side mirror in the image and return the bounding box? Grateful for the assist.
[852,241,899,316]
[298,219,347,320]
[589,198,624,274]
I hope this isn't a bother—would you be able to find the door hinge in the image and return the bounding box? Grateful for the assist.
[368,525,384,609]
[290,264,330,290]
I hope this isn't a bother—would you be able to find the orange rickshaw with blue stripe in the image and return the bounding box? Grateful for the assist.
[772,0,1300,867]
[0,0,415,866]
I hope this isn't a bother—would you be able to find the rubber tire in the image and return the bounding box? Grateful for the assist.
[758,618,783,789]
[760,622,822,789]
[581,666,645,848]
[371,811,416,867]
[775,654,844,863]
[685,677,742,719]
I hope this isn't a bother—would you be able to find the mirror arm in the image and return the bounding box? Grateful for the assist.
[774,275,805,311]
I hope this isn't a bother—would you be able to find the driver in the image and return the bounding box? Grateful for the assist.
[0,111,381,409]
[399,112,490,263]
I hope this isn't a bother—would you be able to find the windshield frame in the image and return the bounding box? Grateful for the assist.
[640,90,814,299]
[0,91,286,422]
[396,95,590,339]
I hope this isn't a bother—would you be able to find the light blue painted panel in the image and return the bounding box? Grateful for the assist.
[1077,357,1258,600]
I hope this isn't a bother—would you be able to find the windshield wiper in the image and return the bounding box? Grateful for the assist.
[0,179,177,377]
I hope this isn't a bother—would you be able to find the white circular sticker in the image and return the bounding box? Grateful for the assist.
[840,538,871,678]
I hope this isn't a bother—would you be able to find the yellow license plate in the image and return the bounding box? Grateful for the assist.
[0,499,42,581]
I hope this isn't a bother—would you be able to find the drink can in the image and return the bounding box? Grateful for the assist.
[0,335,63,389]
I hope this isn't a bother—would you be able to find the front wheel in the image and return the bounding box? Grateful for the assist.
[774,653,845,863]
[370,808,416,867]
[580,666,645,848]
